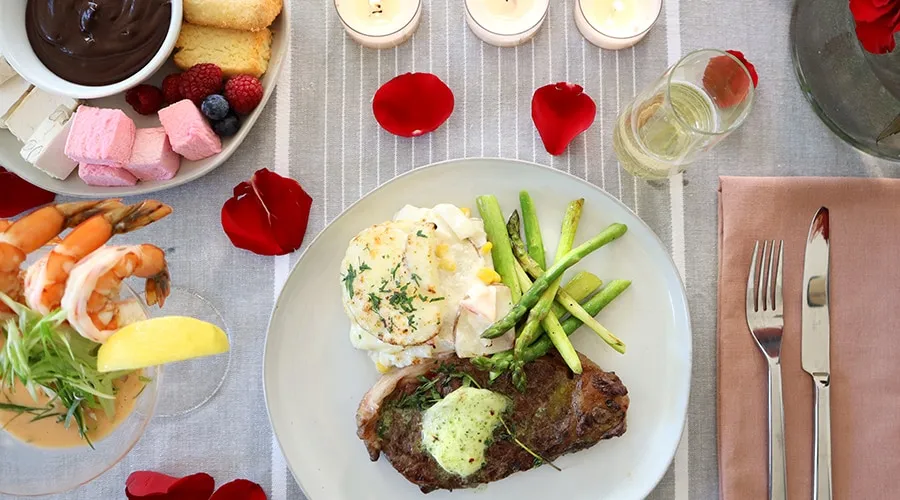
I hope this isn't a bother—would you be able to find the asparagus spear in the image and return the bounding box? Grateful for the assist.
[519,191,546,268]
[481,221,627,339]
[514,200,583,349]
[476,195,522,303]
[513,262,582,374]
[507,217,604,319]
[508,215,625,353]
[551,271,603,319]
[474,280,632,373]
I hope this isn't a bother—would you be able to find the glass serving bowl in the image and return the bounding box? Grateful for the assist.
[0,284,160,497]
[791,0,900,160]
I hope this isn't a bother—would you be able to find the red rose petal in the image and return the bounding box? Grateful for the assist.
[531,82,596,156]
[126,472,215,500]
[850,0,900,53]
[209,479,267,500]
[221,168,313,256]
[373,72,454,137]
[702,51,758,109]
[0,167,56,218]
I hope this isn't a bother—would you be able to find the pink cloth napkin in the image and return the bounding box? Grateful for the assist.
[718,176,900,500]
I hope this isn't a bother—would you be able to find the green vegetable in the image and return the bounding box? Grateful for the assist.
[551,272,603,319]
[480,221,627,339]
[519,191,546,269]
[555,289,626,353]
[519,200,582,339]
[476,195,522,303]
[0,293,131,447]
[513,264,582,375]
[473,280,631,373]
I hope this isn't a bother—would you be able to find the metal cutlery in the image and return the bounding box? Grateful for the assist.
[746,239,788,500]
[802,207,833,500]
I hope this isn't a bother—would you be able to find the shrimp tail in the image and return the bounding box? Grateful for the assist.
[62,199,125,228]
[144,265,171,308]
[108,200,173,235]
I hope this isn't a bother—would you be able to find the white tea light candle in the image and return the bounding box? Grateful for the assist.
[335,0,422,49]
[465,0,550,47]
[574,0,661,50]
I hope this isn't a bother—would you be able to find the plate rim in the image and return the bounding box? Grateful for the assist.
[263,157,693,500]
[0,2,292,197]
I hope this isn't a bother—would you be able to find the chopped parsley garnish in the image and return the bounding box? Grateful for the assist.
[359,261,371,272]
[368,293,382,310]
[416,230,428,238]
[341,264,357,296]
[410,273,421,285]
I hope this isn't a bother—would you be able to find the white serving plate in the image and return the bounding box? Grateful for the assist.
[263,159,692,500]
[0,4,289,197]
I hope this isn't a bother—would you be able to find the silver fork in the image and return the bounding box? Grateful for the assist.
[746,240,787,500]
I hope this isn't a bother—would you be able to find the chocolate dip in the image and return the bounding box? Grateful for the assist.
[26,0,172,86]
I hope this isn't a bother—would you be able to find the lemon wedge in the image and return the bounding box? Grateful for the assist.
[97,316,229,373]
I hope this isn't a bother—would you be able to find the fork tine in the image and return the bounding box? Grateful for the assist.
[747,241,760,316]
[766,240,777,311]
[758,240,769,311]
[774,240,784,312]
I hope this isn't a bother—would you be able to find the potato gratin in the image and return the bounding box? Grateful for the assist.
[341,204,515,371]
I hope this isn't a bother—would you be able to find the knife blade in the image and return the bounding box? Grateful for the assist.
[802,207,830,376]
[802,206,832,500]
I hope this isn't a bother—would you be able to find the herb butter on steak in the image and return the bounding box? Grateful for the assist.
[356,352,629,493]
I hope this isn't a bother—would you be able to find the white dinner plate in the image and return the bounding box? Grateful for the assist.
[0,4,289,197]
[264,158,691,500]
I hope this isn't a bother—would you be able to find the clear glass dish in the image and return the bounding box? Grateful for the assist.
[0,284,160,497]
[791,0,900,160]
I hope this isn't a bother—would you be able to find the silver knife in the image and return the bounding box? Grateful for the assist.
[802,207,832,500]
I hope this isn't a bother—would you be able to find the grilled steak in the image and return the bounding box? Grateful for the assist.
[356,352,629,493]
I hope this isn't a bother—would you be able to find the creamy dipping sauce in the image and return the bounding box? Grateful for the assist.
[421,387,509,477]
[0,372,144,448]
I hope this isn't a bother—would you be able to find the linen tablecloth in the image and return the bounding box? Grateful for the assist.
[23,0,900,498]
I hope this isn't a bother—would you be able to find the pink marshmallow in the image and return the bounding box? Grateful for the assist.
[64,106,135,166]
[78,163,137,187]
[126,127,181,181]
[158,99,222,161]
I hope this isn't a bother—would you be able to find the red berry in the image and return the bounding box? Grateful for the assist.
[179,63,223,105]
[161,73,183,104]
[125,84,165,115]
[224,75,264,114]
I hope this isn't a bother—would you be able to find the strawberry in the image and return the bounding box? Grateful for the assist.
[224,75,264,114]
[179,63,223,105]
[161,73,183,104]
[125,84,165,115]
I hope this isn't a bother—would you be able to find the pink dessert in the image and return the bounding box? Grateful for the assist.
[78,163,137,187]
[64,106,135,166]
[158,99,222,161]
[126,127,181,181]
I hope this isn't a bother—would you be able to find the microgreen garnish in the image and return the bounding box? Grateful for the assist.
[0,293,131,447]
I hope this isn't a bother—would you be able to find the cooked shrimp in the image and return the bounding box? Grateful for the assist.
[61,245,170,343]
[24,200,172,314]
[0,200,122,315]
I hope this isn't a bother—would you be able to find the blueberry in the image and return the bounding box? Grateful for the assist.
[201,94,230,121]
[212,113,240,137]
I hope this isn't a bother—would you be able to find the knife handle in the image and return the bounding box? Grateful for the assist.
[813,377,833,500]
[769,361,788,500]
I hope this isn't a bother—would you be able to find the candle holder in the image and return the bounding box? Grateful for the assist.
[574,0,661,50]
[335,0,422,49]
[465,0,550,47]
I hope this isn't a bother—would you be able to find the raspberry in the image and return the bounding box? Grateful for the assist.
[179,63,223,105]
[124,84,164,115]
[224,75,263,114]
[161,73,183,104]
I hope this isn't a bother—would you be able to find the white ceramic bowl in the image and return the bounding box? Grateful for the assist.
[0,0,183,99]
